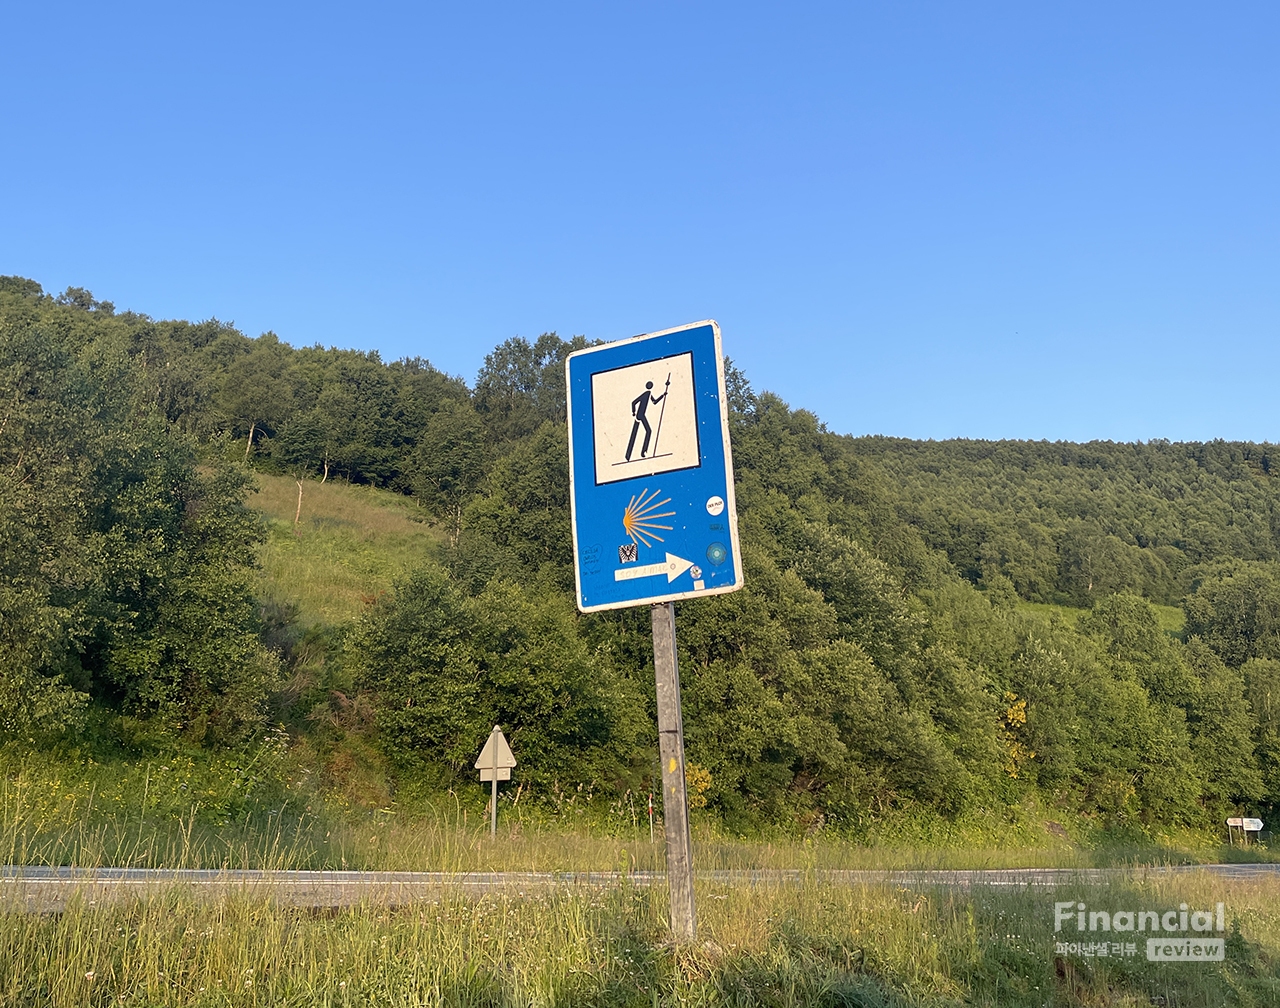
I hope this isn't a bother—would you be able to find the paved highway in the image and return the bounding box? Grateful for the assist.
[3,863,1278,911]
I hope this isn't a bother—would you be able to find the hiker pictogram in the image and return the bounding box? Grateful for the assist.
[588,350,700,486]
[625,375,670,461]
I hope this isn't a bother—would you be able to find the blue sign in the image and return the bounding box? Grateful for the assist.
[566,321,744,613]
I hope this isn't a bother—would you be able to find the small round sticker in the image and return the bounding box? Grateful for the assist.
[706,495,725,516]
[706,542,728,565]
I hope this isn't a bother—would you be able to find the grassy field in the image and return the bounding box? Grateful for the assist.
[251,474,1196,640]
[2,745,1274,875]
[2,872,1277,1006]
[4,749,1277,1005]
[250,473,443,627]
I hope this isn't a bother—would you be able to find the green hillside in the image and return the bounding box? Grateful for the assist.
[252,473,442,627]
[2,274,1278,840]
[1015,600,1186,635]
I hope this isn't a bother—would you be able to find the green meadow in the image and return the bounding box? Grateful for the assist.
[4,718,1278,1006]
[2,871,1277,1006]
[252,474,444,629]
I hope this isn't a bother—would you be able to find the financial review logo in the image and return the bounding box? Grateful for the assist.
[1053,901,1226,962]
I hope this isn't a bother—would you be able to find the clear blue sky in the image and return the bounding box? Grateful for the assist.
[3,3,1277,441]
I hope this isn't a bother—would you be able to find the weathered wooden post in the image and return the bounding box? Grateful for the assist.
[652,600,695,939]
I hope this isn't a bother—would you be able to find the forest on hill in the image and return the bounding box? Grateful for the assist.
[2,274,1277,835]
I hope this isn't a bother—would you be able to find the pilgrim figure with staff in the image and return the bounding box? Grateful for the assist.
[624,373,670,462]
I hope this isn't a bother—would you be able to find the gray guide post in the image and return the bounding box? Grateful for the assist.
[476,725,514,839]
[651,601,696,941]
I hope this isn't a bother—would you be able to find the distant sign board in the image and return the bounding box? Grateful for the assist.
[566,321,744,612]
[476,725,516,782]
[1226,817,1264,831]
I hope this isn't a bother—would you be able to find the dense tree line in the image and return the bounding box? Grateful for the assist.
[2,275,1276,831]
[0,278,278,745]
[853,437,1280,607]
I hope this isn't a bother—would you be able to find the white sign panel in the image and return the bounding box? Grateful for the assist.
[590,351,700,485]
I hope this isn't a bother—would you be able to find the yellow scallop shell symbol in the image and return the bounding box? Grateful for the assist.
[623,488,675,548]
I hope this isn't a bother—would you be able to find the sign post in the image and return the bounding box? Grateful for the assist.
[566,320,743,942]
[652,600,695,935]
[475,725,516,838]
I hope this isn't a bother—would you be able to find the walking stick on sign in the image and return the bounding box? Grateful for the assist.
[651,373,672,455]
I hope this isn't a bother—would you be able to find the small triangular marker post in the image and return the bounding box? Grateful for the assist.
[475,725,516,771]
[476,725,516,838]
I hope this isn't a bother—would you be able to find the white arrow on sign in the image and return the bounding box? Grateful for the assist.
[614,552,695,584]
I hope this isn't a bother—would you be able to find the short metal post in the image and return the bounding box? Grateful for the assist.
[651,601,696,942]
[491,775,498,838]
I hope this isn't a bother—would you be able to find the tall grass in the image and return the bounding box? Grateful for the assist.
[1,873,1276,1005]
[3,747,1272,874]
[5,748,1278,1004]
[251,473,442,628]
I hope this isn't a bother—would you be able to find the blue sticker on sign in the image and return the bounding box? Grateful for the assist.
[566,321,744,612]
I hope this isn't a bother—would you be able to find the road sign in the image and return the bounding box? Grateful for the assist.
[476,725,516,781]
[1226,817,1264,831]
[565,320,743,942]
[476,725,516,837]
[566,320,744,613]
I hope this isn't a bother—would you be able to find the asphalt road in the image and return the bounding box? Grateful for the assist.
[3,863,1278,912]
